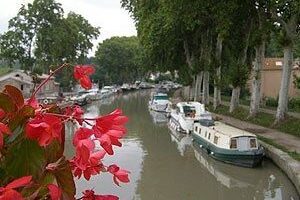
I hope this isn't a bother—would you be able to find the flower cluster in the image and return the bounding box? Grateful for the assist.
[0,64,130,200]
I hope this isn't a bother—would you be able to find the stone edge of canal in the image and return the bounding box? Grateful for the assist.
[259,140,300,195]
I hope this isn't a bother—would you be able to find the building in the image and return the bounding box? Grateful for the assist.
[0,70,34,98]
[249,58,300,99]
[35,74,60,98]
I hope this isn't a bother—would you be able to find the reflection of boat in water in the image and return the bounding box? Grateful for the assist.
[168,125,192,156]
[193,143,296,199]
[149,110,168,124]
[193,142,252,189]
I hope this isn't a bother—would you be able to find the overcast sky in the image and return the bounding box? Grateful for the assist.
[0,0,137,55]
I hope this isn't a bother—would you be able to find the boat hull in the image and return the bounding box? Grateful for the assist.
[192,133,264,168]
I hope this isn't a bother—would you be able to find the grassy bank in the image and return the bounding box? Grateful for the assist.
[207,104,300,138]
[258,136,300,161]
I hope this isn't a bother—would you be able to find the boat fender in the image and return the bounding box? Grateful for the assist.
[211,152,214,155]
[199,144,203,148]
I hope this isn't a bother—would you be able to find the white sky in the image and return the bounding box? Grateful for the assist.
[0,0,137,55]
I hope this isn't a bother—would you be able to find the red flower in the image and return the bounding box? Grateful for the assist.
[107,164,130,186]
[0,108,5,119]
[70,149,106,180]
[0,122,11,148]
[74,65,95,90]
[73,127,94,151]
[82,190,119,200]
[0,176,32,200]
[47,184,62,200]
[93,109,128,155]
[65,105,84,125]
[25,115,62,147]
[25,97,39,110]
[94,109,128,135]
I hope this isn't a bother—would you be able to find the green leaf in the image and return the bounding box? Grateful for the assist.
[52,157,76,200]
[9,105,34,132]
[4,85,24,108]
[3,139,46,179]
[0,93,16,112]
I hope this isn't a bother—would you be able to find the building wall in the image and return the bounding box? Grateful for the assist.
[36,79,59,97]
[0,78,33,98]
[259,69,300,99]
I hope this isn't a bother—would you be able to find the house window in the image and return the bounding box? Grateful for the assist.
[208,133,211,140]
[214,136,219,145]
[21,84,24,91]
[250,138,257,148]
[230,139,237,149]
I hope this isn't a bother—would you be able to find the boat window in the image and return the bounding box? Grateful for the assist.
[230,139,237,149]
[250,138,257,148]
[183,106,196,117]
[214,136,219,144]
[208,133,211,140]
[199,128,201,134]
[205,131,207,138]
[154,95,168,100]
[195,126,198,132]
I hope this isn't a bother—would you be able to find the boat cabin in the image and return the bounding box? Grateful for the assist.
[193,121,259,151]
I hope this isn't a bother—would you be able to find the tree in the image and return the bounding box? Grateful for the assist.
[249,0,271,117]
[94,36,143,85]
[0,0,99,73]
[271,0,300,122]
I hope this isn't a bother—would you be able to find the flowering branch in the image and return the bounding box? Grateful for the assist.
[30,63,70,99]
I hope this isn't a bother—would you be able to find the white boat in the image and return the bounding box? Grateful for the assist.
[192,120,264,167]
[100,86,114,98]
[148,92,171,112]
[169,102,212,134]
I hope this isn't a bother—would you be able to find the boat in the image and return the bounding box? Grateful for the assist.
[192,119,264,168]
[100,86,114,98]
[169,102,212,134]
[148,92,171,112]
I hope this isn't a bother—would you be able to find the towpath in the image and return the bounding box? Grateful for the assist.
[212,113,300,153]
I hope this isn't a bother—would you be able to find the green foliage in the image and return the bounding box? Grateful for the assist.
[94,36,144,85]
[0,85,76,197]
[0,0,99,88]
[209,104,300,138]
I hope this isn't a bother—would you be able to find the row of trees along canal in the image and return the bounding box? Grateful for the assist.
[0,0,144,89]
[121,0,300,123]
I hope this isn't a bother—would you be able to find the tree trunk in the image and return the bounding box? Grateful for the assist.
[194,72,203,101]
[275,46,293,122]
[249,41,265,117]
[213,34,223,110]
[230,86,241,113]
[202,71,210,105]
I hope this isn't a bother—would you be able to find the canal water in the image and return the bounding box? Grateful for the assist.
[65,90,299,200]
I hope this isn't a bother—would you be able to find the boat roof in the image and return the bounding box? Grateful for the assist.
[206,121,257,138]
[154,93,168,96]
[176,101,203,107]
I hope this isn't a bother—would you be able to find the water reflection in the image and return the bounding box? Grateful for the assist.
[149,110,168,124]
[168,126,192,156]
[65,91,299,200]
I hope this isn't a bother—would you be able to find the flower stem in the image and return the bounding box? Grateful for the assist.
[30,63,69,99]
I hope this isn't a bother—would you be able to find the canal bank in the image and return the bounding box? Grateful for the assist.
[207,112,300,196]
